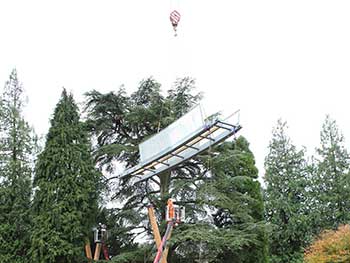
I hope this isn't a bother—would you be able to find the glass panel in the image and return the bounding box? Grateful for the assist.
[139,104,205,162]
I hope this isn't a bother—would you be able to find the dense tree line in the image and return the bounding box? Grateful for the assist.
[264,118,350,262]
[0,71,100,263]
[0,69,349,262]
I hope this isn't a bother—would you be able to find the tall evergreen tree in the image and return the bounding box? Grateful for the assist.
[85,78,268,262]
[172,137,269,263]
[30,90,100,263]
[313,116,350,230]
[264,120,311,263]
[84,77,203,259]
[0,69,37,263]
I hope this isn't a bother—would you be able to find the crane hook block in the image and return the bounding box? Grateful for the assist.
[170,10,181,36]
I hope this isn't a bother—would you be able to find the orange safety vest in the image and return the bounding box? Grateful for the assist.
[167,199,174,220]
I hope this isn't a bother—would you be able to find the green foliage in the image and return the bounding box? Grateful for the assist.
[264,120,312,263]
[178,137,269,263]
[0,69,37,263]
[167,77,200,118]
[85,77,201,171]
[85,77,203,260]
[30,90,101,263]
[312,116,350,230]
[109,245,152,263]
[172,222,267,263]
[96,207,145,258]
[1,69,349,263]
[85,78,269,262]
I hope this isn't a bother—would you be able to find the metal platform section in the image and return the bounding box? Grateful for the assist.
[119,105,241,183]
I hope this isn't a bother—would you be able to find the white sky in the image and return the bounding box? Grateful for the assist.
[1,0,350,178]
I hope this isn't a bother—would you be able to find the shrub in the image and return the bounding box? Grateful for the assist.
[304,225,350,263]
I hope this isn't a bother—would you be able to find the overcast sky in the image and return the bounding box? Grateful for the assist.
[1,0,350,178]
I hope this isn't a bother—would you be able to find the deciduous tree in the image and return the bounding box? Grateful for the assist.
[304,224,350,263]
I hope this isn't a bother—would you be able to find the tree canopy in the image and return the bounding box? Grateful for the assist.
[2,70,350,263]
[264,120,312,263]
[30,89,100,263]
[172,137,269,263]
[85,77,268,262]
[0,69,37,263]
[312,116,350,230]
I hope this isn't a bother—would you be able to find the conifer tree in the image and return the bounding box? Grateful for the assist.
[30,90,100,263]
[264,120,311,263]
[0,69,37,263]
[214,137,268,263]
[173,137,269,263]
[85,78,268,262]
[84,77,203,258]
[313,116,350,230]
